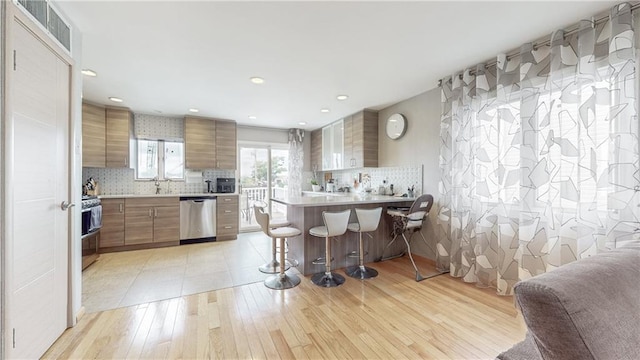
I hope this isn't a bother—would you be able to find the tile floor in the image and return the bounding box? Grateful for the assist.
[82,231,298,313]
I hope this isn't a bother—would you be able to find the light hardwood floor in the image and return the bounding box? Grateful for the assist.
[47,255,525,359]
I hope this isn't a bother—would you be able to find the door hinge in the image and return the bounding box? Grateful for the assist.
[13,328,16,348]
[13,50,16,70]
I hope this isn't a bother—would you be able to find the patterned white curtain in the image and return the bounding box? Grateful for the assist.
[437,3,638,295]
[288,129,304,197]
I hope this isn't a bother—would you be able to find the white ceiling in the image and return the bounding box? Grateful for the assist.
[56,1,617,130]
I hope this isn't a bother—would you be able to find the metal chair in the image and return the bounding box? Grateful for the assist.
[309,209,351,287]
[345,207,383,279]
[254,202,292,274]
[377,194,441,281]
[254,206,301,290]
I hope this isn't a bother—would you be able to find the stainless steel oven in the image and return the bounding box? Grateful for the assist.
[81,196,102,269]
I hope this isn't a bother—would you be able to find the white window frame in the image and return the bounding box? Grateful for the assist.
[135,139,185,181]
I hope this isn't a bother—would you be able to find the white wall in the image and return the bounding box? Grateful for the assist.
[377,87,441,259]
[237,125,289,144]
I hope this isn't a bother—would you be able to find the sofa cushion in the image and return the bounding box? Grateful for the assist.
[513,245,640,359]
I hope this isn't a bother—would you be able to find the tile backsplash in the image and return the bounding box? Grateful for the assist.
[82,167,236,195]
[304,165,424,196]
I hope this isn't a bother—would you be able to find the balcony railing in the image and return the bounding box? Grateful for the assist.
[240,186,287,228]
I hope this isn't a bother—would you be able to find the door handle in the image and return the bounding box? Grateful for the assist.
[60,201,75,211]
[154,208,158,217]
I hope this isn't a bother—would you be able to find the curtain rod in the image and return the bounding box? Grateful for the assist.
[438,1,640,86]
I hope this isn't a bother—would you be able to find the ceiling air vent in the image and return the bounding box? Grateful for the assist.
[17,0,47,27]
[16,0,72,52]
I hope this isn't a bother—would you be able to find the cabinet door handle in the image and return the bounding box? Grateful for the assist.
[224,198,231,202]
[119,203,123,213]
[154,208,158,217]
[224,210,231,213]
[148,209,153,218]
[224,226,232,229]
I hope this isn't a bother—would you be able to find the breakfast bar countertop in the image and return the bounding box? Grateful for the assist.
[272,193,416,207]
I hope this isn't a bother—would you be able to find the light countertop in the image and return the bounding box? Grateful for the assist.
[98,193,238,199]
[272,193,415,207]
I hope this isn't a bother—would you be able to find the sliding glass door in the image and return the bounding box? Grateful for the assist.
[238,144,288,232]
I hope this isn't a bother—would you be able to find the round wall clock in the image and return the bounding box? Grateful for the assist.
[386,113,407,140]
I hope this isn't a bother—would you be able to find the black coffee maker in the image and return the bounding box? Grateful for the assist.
[216,178,235,193]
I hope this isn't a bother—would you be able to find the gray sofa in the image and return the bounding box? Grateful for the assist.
[498,244,640,360]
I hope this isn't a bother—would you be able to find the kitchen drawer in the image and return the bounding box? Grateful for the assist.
[217,195,238,206]
[217,198,238,240]
[125,197,178,208]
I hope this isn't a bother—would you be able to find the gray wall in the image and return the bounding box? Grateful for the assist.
[377,87,441,260]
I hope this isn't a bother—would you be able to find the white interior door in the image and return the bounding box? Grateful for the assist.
[5,19,70,358]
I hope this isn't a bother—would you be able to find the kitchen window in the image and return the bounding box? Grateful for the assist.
[136,139,185,180]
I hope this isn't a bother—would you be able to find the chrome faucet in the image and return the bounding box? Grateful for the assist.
[153,177,161,194]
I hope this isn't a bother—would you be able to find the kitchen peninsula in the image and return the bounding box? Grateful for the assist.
[272,193,416,275]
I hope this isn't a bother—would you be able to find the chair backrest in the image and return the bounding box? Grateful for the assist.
[408,194,433,217]
[406,194,434,225]
[322,209,351,237]
[254,200,268,210]
[253,205,270,235]
[355,207,383,233]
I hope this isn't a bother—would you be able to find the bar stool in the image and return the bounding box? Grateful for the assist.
[254,206,302,290]
[345,207,383,279]
[309,209,351,287]
[255,203,292,274]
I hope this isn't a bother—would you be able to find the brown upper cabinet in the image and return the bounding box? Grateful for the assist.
[82,103,132,168]
[315,109,378,170]
[82,102,106,167]
[105,107,133,168]
[184,116,216,169]
[348,109,378,168]
[310,129,322,171]
[215,120,237,170]
[184,116,237,170]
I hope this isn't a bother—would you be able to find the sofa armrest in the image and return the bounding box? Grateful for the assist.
[513,247,640,359]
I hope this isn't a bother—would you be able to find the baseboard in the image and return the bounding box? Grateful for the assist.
[75,306,86,323]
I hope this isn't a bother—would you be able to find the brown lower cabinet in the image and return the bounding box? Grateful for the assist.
[125,197,179,246]
[100,198,125,247]
[216,195,239,240]
[101,195,238,252]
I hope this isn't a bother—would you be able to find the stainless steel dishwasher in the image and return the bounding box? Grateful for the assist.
[180,196,216,244]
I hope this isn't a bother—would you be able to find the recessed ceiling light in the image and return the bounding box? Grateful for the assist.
[189,108,199,113]
[320,108,330,113]
[248,115,257,120]
[298,122,307,126]
[336,95,349,101]
[109,97,123,103]
[250,77,264,84]
[81,69,97,77]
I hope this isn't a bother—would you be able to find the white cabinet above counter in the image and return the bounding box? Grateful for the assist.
[311,109,378,171]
